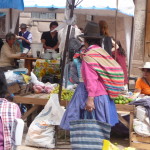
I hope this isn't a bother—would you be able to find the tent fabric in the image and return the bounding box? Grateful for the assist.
[0,13,6,17]
[0,0,24,10]
[24,0,135,16]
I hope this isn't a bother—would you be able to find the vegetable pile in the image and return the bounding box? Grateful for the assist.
[51,86,74,101]
[113,95,133,104]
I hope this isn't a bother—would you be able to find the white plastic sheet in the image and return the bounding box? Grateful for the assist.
[24,0,135,16]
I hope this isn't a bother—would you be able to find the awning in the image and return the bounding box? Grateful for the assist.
[24,0,135,16]
[0,0,24,10]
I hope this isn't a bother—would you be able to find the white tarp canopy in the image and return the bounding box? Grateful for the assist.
[23,0,135,64]
[24,0,135,16]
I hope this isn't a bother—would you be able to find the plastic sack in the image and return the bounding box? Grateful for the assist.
[102,140,119,150]
[133,118,150,137]
[30,72,45,86]
[136,106,147,122]
[25,94,65,148]
[102,140,136,150]
[4,70,24,83]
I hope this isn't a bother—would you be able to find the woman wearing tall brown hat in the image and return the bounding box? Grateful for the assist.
[60,22,124,130]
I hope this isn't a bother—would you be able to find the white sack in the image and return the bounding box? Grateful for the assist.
[133,119,150,137]
[25,94,65,148]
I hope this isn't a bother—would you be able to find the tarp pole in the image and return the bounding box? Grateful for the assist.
[128,17,134,79]
[58,0,75,101]
[9,8,12,31]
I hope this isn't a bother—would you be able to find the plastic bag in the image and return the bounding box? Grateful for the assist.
[25,94,65,148]
[30,72,45,86]
[136,106,147,122]
[102,140,136,150]
[4,70,24,83]
[133,118,150,137]
[103,140,119,150]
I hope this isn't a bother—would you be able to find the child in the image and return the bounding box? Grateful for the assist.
[0,72,21,150]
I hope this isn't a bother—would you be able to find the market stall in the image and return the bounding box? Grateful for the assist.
[13,94,137,148]
[13,57,60,75]
[3,0,149,149]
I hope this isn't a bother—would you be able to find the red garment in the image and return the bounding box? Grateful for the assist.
[112,50,128,84]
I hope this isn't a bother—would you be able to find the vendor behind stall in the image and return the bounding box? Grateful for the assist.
[135,62,150,95]
[18,23,32,53]
[0,33,26,72]
[41,21,59,53]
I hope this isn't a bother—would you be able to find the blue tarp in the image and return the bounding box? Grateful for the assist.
[0,12,6,17]
[0,0,24,10]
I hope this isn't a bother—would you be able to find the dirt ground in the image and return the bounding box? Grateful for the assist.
[17,136,129,150]
[17,124,132,150]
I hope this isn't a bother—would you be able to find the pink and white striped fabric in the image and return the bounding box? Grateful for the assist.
[83,45,124,98]
[0,98,21,150]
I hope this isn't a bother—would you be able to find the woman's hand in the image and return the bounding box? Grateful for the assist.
[85,97,95,112]
[21,53,27,57]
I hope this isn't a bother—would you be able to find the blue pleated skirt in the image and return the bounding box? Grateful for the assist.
[60,82,118,130]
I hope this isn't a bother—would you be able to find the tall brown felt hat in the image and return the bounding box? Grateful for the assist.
[78,21,102,39]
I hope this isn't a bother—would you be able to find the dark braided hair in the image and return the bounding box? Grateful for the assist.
[0,71,8,98]
[116,41,126,56]
[84,38,101,47]
[112,37,126,56]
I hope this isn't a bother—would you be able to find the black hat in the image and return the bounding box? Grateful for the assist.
[78,21,102,39]
[20,23,28,28]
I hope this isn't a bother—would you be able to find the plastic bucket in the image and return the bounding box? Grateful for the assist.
[31,43,43,58]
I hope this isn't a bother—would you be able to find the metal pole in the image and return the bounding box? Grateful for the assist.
[58,0,75,101]
[128,0,135,83]
[115,0,118,60]
[128,17,135,77]
[9,8,12,30]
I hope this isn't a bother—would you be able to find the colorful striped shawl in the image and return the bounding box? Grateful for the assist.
[83,45,124,98]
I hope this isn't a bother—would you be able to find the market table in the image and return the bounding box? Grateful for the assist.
[13,94,68,122]
[13,94,136,146]
[14,56,38,74]
[14,57,61,77]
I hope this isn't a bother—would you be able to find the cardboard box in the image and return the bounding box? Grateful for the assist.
[7,83,20,94]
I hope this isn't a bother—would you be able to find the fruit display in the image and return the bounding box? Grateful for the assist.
[51,86,74,101]
[113,95,134,104]
[33,84,54,94]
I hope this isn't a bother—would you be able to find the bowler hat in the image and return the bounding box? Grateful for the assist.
[20,23,28,28]
[78,22,102,39]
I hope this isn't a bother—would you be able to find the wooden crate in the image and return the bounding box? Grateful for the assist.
[130,132,150,150]
[7,82,20,94]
